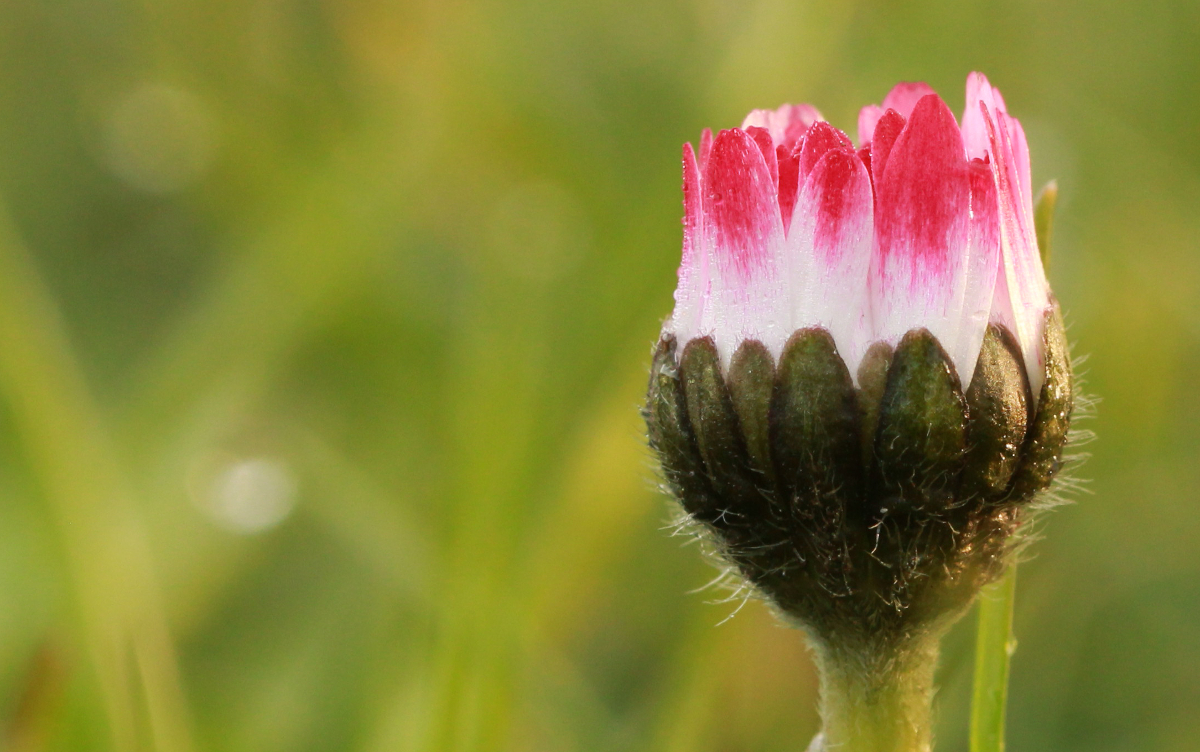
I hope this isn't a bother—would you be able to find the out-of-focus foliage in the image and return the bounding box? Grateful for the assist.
[0,0,1195,750]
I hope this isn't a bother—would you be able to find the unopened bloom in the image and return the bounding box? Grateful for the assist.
[645,73,1074,752]
[668,75,1048,392]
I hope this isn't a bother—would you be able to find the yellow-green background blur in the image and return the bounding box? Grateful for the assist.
[0,0,1194,750]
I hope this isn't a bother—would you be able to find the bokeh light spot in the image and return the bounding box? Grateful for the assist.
[101,83,217,194]
[201,458,298,535]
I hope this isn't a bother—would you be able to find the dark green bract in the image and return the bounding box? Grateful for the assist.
[645,305,1073,649]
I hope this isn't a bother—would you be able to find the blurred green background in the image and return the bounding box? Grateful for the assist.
[0,0,1195,750]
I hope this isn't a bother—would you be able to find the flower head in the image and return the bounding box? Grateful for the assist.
[646,73,1074,651]
[666,72,1049,394]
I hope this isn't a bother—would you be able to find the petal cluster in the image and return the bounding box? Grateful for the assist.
[667,73,1050,392]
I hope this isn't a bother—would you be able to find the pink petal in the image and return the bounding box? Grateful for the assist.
[857,146,872,179]
[1007,114,1033,215]
[881,81,937,119]
[781,104,822,150]
[870,93,980,380]
[745,126,780,198]
[962,72,1004,160]
[777,144,801,234]
[702,128,788,363]
[982,105,1050,395]
[858,104,884,147]
[668,141,707,346]
[740,109,773,132]
[963,74,1050,390]
[993,87,1008,112]
[857,80,935,148]
[741,103,822,152]
[795,121,854,186]
[953,159,1003,386]
[786,147,875,372]
[699,128,714,171]
[809,149,873,266]
[869,109,906,195]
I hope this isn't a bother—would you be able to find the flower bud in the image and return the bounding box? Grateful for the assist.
[646,74,1075,649]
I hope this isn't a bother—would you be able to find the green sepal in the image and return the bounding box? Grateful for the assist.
[874,329,968,512]
[768,328,861,605]
[1010,302,1073,499]
[680,337,764,522]
[769,329,862,505]
[856,341,894,470]
[727,340,776,484]
[644,336,721,522]
[961,325,1030,501]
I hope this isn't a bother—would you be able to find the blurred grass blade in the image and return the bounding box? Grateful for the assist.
[969,563,1018,752]
[0,208,194,752]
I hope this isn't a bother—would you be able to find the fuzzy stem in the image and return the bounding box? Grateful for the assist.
[810,636,939,752]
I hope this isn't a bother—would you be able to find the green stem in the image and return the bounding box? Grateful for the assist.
[969,563,1018,752]
[812,637,939,752]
